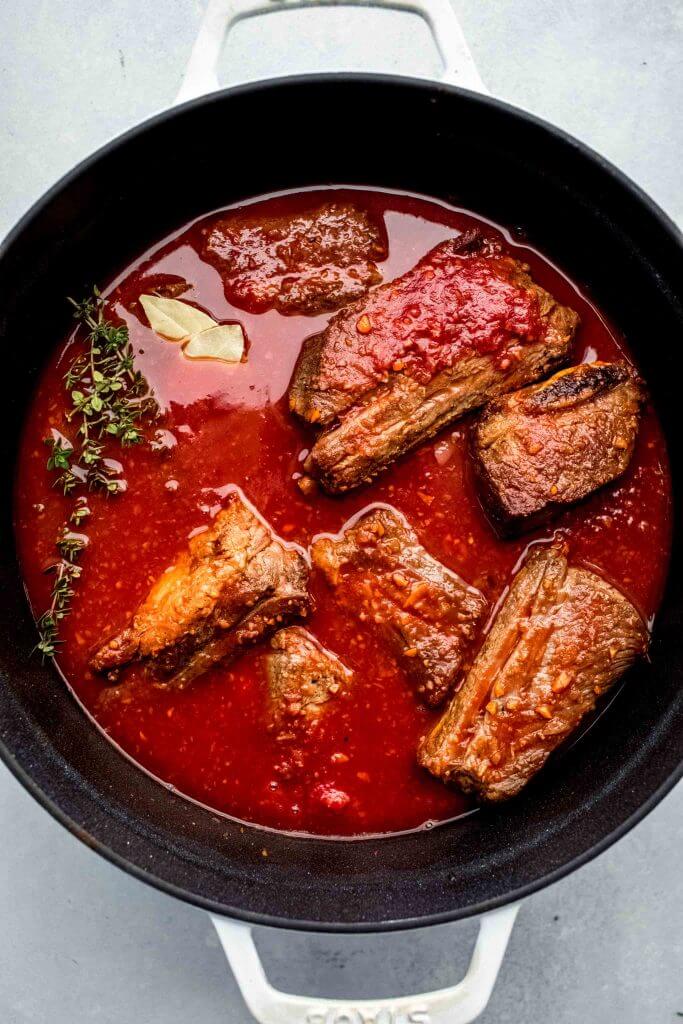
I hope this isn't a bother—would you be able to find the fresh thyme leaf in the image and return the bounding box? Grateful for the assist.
[70,498,91,526]
[45,435,73,471]
[44,435,78,495]
[35,290,159,660]
[56,527,88,563]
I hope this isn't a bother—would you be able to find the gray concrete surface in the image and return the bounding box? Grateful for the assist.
[1,1,682,1021]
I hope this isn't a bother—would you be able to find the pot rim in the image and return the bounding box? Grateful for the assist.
[2,71,681,933]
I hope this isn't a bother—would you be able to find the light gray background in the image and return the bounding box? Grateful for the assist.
[1,2,682,1021]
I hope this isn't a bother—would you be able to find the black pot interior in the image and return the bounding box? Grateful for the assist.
[1,76,682,930]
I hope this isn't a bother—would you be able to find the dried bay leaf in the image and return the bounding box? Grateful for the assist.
[183,324,245,363]
[139,294,216,341]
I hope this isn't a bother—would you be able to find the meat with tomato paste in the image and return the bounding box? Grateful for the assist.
[291,231,579,492]
[311,506,487,707]
[471,361,645,534]
[91,490,310,687]
[200,201,387,315]
[418,545,649,801]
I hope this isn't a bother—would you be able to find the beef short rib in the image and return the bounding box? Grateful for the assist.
[471,361,645,534]
[418,545,648,801]
[200,202,387,315]
[290,232,579,492]
[91,489,311,687]
[311,505,487,707]
[266,626,352,731]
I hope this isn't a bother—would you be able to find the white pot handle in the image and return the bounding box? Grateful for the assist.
[211,903,519,1024]
[188,5,498,1021]
[176,0,488,104]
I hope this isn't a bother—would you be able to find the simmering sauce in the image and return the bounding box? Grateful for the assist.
[14,188,672,837]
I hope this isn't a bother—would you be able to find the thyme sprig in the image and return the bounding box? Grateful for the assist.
[35,290,158,660]
[42,290,158,497]
[33,529,85,660]
[66,290,157,448]
[43,291,158,498]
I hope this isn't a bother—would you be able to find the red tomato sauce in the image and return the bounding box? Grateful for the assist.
[13,188,672,837]
[303,241,546,393]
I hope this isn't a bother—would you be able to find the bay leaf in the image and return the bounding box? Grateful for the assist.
[139,294,216,341]
[183,324,245,363]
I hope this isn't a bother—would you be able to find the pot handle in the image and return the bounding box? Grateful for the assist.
[176,0,488,104]
[211,903,518,1024]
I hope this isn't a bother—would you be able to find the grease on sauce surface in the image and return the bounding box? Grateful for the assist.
[14,188,672,837]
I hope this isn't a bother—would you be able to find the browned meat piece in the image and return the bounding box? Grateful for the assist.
[471,361,645,534]
[311,506,487,707]
[91,490,310,687]
[266,627,352,730]
[290,232,579,492]
[418,545,648,801]
[200,202,387,315]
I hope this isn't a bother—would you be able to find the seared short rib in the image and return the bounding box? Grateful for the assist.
[418,545,648,801]
[311,506,487,707]
[290,232,579,493]
[91,490,310,687]
[201,202,387,315]
[471,361,644,534]
[266,626,352,730]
